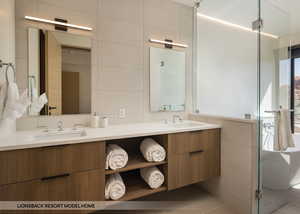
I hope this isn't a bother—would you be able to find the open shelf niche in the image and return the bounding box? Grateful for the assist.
[105,135,169,201]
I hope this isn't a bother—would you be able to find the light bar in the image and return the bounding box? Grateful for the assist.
[149,39,188,48]
[197,13,279,39]
[25,16,93,31]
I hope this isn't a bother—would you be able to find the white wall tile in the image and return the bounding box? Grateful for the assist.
[0,0,15,64]
[38,0,98,15]
[98,19,142,45]
[15,26,28,59]
[94,91,144,124]
[15,58,28,90]
[97,69,143,92]
[100,41,143,70]
[99,0,142,25]
[143,0,179,34]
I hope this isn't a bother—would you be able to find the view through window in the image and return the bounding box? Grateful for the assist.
[294,58,300,132]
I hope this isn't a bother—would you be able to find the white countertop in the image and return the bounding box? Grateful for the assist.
[0,121,221,152]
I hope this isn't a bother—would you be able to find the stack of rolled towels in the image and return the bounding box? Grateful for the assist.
[104,139,166,200]
[105,173,126,200]
[140,138,166,189]
[140,138,166,162]
[105,144,128,200]
[105,144,128,170]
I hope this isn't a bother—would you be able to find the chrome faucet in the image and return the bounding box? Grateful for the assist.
[57,121,64,131]
[173,115,183,123]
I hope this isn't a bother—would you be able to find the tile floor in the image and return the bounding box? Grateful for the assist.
[96,185,235,214]
[273,204,300,214]
[261,188,290,214]
[264,187,300,214]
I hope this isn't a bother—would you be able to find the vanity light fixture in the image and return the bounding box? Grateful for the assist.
[197,13,279,39]
[24,16,93,31]
[149,39,188,48]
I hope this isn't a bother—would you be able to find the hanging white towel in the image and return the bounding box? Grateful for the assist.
[0,83,7,119]
[140,138,166,162]
[140,166,165,189]
[105,173,126,200]
[105,144,128,170]
[2,83,30,120]
[274,109,295,151]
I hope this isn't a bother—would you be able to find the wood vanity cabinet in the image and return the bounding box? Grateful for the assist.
[0,128,220,207]
[168,129,221,190]
[0,142,105,202]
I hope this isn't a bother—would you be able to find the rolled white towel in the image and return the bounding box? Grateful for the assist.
[106,144,128,170]
[105,173,126,200]
[140,138,166,162]
[140,167,165,189]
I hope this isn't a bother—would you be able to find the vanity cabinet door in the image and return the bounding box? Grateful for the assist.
[189,131,208,152]
[168,132,191,190]
[0,142,105,186]
[168,129,221,190]
[0,179,44,201]
[38,142,105,178]
[168,154,191,190]
[190,151,208,183]
[0,170,105,201]
[203,129,221,178]
[168,132,190,155]
[190,129,221,183]
[0,149,40,186]
[67,169,104,201]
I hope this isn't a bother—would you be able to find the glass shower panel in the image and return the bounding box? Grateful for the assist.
[258,0,296,213]
[195,0,259,119]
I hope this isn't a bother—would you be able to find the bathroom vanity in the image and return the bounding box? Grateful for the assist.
[0,121,220,210]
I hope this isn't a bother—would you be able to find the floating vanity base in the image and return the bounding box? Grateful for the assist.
[0,128,220,213]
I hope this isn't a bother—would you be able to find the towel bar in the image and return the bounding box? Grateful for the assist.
[265,110,294,113]
[0,59,16,83]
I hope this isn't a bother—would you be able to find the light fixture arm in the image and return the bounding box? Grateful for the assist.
[149,39,188,48]
[24,16,93,31]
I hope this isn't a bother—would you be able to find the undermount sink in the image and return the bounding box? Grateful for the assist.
[168,122,205,128]
[34,129,87,141]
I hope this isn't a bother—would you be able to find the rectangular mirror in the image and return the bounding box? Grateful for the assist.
[27,28,92,116]
[150,47,186,112]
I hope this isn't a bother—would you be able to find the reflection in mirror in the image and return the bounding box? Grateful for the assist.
[27,28,91,116]
[150,47,186,112]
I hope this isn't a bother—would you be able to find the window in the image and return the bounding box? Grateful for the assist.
[290,46,300,133]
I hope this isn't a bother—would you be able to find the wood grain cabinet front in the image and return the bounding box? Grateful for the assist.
[0,142,105,186]
[168,129,221,190]
[0,129,220,204]
[0,169,105,201]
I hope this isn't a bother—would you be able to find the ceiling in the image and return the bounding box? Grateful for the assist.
[173,0,300,37]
